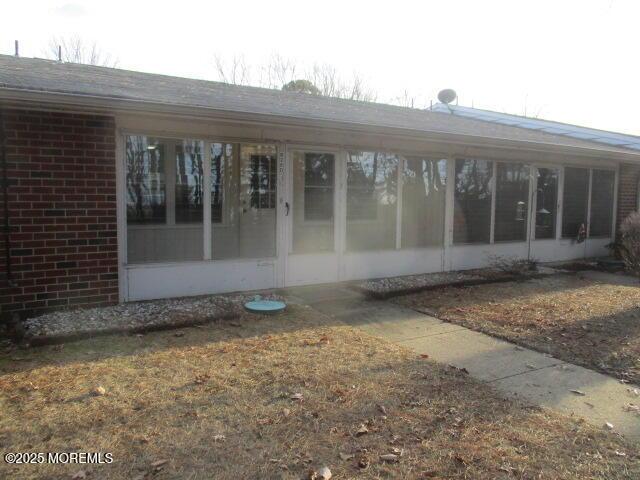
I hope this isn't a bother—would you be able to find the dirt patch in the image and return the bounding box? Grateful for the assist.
[0,304,637,479]
[396,272,640,385]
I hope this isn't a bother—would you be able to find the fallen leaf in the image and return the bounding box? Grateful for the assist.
[377,404,388,415]
[614,450,627,457]
[283,408,291,417]
[420,354,429,359]
[380,454,400,463]
[339,452,354,461]
[290,393,304,401]
[317,466,332,479]
[213,434,226,442]
[92,386,106,396]
[570,389,586,396]
[604,422,614,430]
[71,470,87,480]
[355,424,369,436]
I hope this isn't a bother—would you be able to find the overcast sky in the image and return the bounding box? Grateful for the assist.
[2,0,638,135]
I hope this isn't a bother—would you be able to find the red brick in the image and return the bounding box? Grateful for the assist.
[0,109,117,319]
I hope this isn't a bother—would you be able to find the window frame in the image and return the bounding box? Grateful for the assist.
[530,165,560,241]
[123,131,280,264]
[346,151,400,225]
[301,152,336,226]
[452,157,495,245]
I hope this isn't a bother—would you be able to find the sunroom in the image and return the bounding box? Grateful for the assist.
[120,127,617,301]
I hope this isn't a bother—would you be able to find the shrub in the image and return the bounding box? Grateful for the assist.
[620,212,640,276]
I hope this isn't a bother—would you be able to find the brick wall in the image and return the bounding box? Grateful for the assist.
[616,163,640,233]
[0,108,118,320]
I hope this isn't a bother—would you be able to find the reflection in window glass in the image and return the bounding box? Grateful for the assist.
[126,136,166,224]
[212,144,277,259]
[589,169,615,237]
[534,168,558,239]
[211,143,233,224]
[126,136,203,264]
[291,151,335,253]
[494,163,529,242]
[346,152,398,250]
[249,153,277,210]
[453,159,493,244]
[562,167,589,238]
[304,153,334,221]
[175,140,203,224]
[402,158,447,248]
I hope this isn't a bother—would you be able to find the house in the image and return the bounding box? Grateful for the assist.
[1,54,640,319]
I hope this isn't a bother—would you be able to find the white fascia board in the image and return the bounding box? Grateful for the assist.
[2,88,640,163]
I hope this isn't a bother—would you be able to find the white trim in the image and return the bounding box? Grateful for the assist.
[395,156,404,249]
[557,166,564,240]
[586,168,593,238]
[489,160,496,244]
[443,157,455,271]
[115,131,128,301]
[203,142,212,260]
[612,163,620,238]
[5,89,640,162]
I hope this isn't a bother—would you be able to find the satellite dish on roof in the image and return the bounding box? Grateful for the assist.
[438,89,457,104]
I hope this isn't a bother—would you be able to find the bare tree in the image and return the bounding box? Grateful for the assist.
[46,36,118,67]
[306,63,376,102]
[391,90,418,108]
[211,53,377,102]
[213,53,251,86]
[260,54,297,89]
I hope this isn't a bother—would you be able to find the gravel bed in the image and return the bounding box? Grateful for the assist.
[354,267,558,298]
[22,292,283,345]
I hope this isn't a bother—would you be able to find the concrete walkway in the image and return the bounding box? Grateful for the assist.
[285,284,640,441]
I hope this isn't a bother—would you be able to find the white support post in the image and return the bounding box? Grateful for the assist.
[611,163,620,239]
[203,142,212,260]
[337,150,348,279]
[489,160,497,244]
[556,166,564,240]
[395,156,404,250]
[166,140,176,227]
[586,168,593,238]
[443,157,456,271]
[115,129,128,302]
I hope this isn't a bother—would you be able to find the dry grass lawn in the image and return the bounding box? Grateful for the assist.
[396,272,640,386]
[1,302,638,479]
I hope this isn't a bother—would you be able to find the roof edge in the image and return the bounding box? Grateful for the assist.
[3,87,640,162]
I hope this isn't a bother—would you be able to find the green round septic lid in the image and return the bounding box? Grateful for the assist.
[244,296,286,314]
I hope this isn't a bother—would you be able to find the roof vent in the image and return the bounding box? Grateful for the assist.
[437,89,457,104]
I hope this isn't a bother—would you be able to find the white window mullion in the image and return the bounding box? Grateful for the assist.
[556,166,564,240]
[203,142,212,260]
[395,156,404,250]
[166,140,176,226]
[489,160,496,244]
[586,168,593,238]
[528,165,536,242]
[611,164,620,238]
[443,157,456,271]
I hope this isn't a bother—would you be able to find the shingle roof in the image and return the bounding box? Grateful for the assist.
[431,103,640,151]
[0,54,637,156]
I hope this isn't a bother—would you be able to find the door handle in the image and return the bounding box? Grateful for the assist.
[285,202,290,216]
